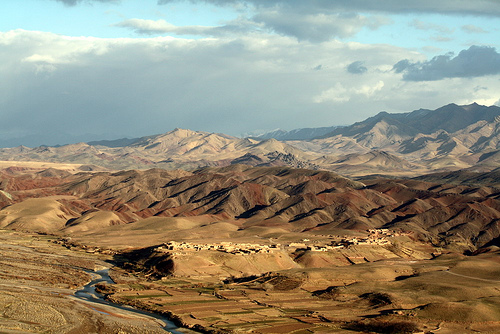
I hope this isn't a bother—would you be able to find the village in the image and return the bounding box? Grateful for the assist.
[155,229,405,255]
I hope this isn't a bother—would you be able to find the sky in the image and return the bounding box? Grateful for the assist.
[1,0,500,147]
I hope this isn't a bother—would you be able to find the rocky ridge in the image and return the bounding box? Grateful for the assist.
[1,103,500,177]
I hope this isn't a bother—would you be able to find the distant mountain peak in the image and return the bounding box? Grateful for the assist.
[252,125,343,141]
[323,103,500,141]
[166,128,201,136]
[2,102,500,177]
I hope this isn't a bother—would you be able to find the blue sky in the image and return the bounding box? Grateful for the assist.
[3,1,498,53]
[1,0,240,38]
[1,0,500,146]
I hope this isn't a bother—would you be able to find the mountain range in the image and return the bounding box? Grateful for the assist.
[248,126,342,141]
[2,103,500,334]
[1,103,500,177]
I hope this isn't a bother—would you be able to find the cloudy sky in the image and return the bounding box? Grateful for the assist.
[1,0,500,146]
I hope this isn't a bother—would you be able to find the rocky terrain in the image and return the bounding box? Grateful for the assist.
[1,165,500,251]
[290,103,500,173]
[0,230,174,334]
[1,164,500,332]
[7,228,499,334]
[100,245,500,334]
[1,103,500,177]
[2,103,500,333]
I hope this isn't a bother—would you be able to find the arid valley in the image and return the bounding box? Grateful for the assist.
[4,0,500,332]
[1,104,500,333]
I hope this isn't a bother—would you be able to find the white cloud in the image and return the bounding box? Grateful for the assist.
[114,18,261,37]
[357,81,385,97]
[409,19,454,34]
[115,19,178,34]
[314,81,385,103]
[22,54,59,63]
[461,25,488,34]
[114,13,389,42]
[1,29,500,146]
[313,83,349,103]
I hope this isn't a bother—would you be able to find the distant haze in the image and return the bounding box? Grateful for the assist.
[1,1,500,147]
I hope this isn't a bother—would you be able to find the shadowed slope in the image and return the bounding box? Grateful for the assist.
[0,165,500,250]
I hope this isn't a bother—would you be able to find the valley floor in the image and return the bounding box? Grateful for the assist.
[2,229,500,334]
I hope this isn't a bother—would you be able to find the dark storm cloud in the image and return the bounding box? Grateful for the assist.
[393,46,500,81]
[157,0,500,17]
[347,61,367,74]
[392,59,412,73]
[159,0,390,42]
[252,10,388,42]
[155,0,499,42]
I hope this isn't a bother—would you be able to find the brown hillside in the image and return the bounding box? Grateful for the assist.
[1,165,500,250]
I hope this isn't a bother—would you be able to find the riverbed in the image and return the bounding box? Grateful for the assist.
[0,230,190,333]
[72,267,186,333]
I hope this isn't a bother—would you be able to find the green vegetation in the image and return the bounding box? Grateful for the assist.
[221,310,254,315]
[123,294,170,300]
[127,283,146,290]
[344,319,420,334]
[161,299,227,306]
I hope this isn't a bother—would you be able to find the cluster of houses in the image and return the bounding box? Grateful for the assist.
[330,229,407,248]
[155,229,405,255]
[155,241,280,255]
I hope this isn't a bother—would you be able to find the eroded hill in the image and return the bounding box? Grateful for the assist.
[1,165,499,253]
[2,165,500,333]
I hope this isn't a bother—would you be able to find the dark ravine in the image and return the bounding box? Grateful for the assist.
[73,267,187,334]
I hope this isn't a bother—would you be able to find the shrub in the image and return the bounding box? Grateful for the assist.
[344,319,420,334]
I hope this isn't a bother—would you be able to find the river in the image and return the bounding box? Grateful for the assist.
[73,267,188,334]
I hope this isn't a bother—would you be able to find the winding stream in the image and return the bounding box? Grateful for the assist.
[73,267,186,334]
